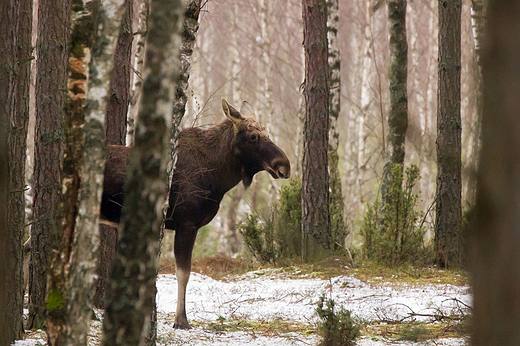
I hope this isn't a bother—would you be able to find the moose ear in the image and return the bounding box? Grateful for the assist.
[240,101,255,118]
[222,98,244,125]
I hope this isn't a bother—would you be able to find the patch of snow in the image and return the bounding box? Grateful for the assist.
[157,273,472,324]
[14,271,472,346]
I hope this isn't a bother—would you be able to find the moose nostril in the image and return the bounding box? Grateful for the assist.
[277,165,291,179]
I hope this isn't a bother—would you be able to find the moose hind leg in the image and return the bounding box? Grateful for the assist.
[173,225,198,329]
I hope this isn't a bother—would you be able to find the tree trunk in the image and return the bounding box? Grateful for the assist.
[94,0,134,309]
[0,110,9,346]
[327,0,346,251]
[471,1,520,344]
[93,223,119,308]
[106,0,134,146]
[0,0,33,342]
[301,0,330,261]
[382,0,408,204]
[45,0,90,339]
[465,0,486,203]
[101,0,185,344]
[434,0,462,268]
[64,1,124,344]
[28,0,70,330]
[127,0,149,146]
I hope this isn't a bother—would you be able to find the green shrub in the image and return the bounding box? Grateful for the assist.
[276,177,303,259]
[238,214,276,263]
[316,295,360,346]
[361,164,425,265]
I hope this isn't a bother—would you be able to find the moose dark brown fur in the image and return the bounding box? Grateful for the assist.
[100,99,291,328]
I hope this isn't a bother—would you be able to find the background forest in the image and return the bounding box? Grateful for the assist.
[4,0,520,344]
[176,0,480,255]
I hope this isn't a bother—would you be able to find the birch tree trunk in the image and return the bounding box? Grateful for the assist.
[0,0,33,342]
[46,0,124,344]
[472,1,520,344]
[301,0,330,261]
[465,0,486,202]
[65,1,124,344]
[101,0,185,344]
[435,0,462,268]
[327,0,346,250]
[382,0,408,202]
[127,0,149,146]
[28,0,70,330]
[94,0,134,309]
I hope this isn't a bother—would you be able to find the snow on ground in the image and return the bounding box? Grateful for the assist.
[14,270,472,346]
[157,271,471,324]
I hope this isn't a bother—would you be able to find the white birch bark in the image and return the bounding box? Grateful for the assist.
[126,0,149,146]
[65,0,124,344]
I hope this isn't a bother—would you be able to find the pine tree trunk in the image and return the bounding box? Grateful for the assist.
[0,0,33,342]
[382,0,408,203]
[472,1,520,344]
[45,0,90,339]
[106,0,134,146]
[28,0,70,330]
[101,0,185,344]
[301,0,331,261]
[435,0,462,268]
[64,1,125,344]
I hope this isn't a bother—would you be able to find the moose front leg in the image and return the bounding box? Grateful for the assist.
[173,224,198,329]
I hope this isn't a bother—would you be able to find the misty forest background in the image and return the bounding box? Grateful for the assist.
[3,0,520,344]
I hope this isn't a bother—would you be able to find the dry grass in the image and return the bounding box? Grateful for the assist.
[159,253,252,280]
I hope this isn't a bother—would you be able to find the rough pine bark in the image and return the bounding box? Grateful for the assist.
[28,0,70,330]
[105,0,134,146]
[435,0,462,268]
[65,0,124,344]
[301,0,331,261]
[382,0,408,205]
[45,0,91,340]
[0,0,33,342]
[471,1,520,344]
[0,114,9,346]
[101,0,185,344]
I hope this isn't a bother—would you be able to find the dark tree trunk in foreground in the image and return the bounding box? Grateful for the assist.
[101,0,185,344]
[471,1,520,344]
[382,0,408,205]
[301,0,330,262]
[0,0,33,342]
[434,0,462,268]
[28,0,70,330]
[0,112,9,346]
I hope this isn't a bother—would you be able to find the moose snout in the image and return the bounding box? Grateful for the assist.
[272,158,291,179]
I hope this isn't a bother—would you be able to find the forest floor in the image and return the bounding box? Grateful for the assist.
[16,256,472,346]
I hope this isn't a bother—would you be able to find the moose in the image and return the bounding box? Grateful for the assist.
[100,99,291,328]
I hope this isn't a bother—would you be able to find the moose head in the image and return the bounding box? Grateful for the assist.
[221,98,291,186]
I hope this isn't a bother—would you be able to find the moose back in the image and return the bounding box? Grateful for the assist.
[100,99,291,328]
